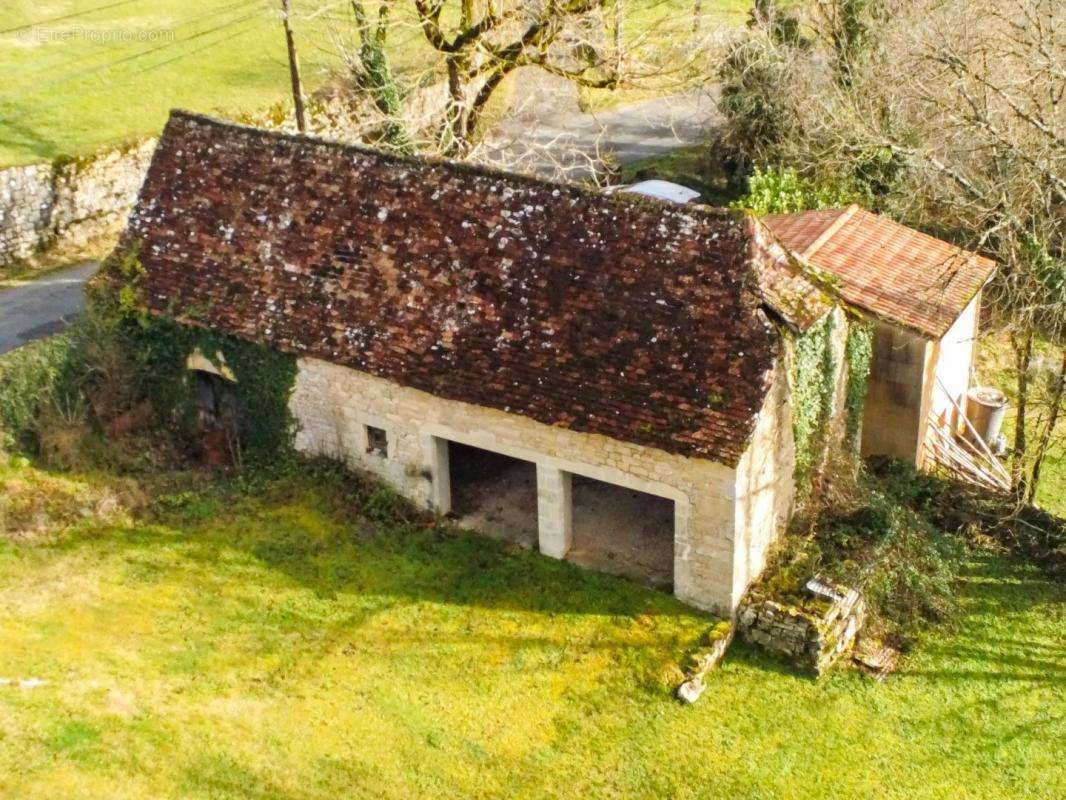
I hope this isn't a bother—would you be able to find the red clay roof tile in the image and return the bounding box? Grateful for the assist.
[762,205,996,338]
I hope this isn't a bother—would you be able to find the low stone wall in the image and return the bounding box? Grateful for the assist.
[0,141,156,267]
[676,620,735,704]
[1,162,60,264]
[737,580,865,675]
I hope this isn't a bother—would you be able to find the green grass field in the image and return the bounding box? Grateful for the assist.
[0,1,358,166]
[0,1,750,168]
[0,460,1062,799]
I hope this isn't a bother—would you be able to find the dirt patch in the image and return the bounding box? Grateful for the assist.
[448,444,674,589]
[449,443,538,548]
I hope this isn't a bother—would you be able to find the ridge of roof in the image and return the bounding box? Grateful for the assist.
[801,204,859,259]
[163,109,740,224]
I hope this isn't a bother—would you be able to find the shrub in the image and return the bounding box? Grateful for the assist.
[759,463,965,645]
[733,166,856,215]
[0,334,81,451]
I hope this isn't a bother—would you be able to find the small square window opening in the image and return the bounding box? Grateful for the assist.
[366,425,388,456]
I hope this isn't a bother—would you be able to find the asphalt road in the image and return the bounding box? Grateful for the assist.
[0,261,98,355]
[0,85,717,355]
[486,78,716,179]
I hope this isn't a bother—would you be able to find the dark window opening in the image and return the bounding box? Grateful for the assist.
[189,369,239,467]
[366,425,389,456]
[191,370,237,429]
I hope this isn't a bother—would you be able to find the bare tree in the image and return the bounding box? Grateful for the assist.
[330,0,724,159]
[412,0,622,154]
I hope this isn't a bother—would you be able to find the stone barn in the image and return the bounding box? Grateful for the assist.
[123,112,994,614]
[126,112,845,614]
[761,208,996,467]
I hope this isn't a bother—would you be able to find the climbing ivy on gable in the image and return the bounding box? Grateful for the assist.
[843,318,874,447]
[128,317,298,464]
[89,241,298,464]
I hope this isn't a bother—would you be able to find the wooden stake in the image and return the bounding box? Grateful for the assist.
[281,0,306,132]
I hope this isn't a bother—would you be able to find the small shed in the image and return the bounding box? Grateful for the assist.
[761,206,997,469]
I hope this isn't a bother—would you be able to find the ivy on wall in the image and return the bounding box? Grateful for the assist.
[129,318,298,462]
[91,241,298,463]
[843,319,875,448]
[789,312,838,484]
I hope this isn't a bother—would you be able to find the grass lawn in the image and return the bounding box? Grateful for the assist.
[0,1,751,168]
[0,1,360,167]
[0,461,1062,799]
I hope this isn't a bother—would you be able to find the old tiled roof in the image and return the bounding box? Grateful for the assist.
[751,219,833,331]
[761,205,996,339]
[127,111,784,466]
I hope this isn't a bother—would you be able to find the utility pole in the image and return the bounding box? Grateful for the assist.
[280,0,306,132]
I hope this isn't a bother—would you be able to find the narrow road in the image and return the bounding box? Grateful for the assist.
[0,261,98,355]
[485,76,717,179]
[0,83,718,355]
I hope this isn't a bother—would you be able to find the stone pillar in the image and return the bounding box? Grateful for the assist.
[425,436,451,515]
[536,464,572,559]
[672,498,736,617]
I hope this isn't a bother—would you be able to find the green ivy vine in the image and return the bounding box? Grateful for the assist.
[843,318,874,447]
[128,317,298,462]
[789,312,838,484]
[92,241,298,463]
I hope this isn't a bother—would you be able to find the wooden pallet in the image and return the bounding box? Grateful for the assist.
[923,379,1011,492]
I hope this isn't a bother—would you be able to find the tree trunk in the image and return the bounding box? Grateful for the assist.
[280,0,306,132]
[445,55,468,155]
[1026,347,1066,504]
[1009,329,1033,502]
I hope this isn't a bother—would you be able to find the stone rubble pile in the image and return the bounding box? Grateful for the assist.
[737,579,865,675]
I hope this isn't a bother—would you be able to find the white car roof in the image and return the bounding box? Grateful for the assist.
[616,179,701,204]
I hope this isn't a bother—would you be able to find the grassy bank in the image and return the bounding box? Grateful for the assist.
[0,460,1062,799]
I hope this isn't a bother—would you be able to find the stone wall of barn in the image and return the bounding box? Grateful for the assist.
[860,320,930,464]
[288,356,788,616]
[860,298,980,467]
[734,361,796,597]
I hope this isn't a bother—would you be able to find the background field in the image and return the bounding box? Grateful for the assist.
[0,0,750,168]
[0,462,1062,800]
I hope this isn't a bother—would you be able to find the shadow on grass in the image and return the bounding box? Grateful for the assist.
[0,114,61,163]
[895,555,1065,687]
[53,467,711,634]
